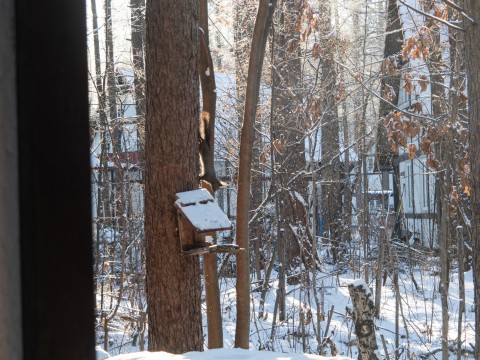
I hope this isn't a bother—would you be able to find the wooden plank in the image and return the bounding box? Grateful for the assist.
[182,244,246,256]
[177,210,196,251]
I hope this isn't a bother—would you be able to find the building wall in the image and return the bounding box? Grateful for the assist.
[398,155,437,247]
[350,157,395,228]
[0,0,23,356]
[396,58,438,248]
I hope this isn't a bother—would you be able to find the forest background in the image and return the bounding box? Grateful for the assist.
[86,0,480,359]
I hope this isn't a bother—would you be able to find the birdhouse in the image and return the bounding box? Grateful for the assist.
[175,189,244,256]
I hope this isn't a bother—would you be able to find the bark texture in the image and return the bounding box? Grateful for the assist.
[377,0,402,174]
[319,0,342,264]
[347,281,379,360]
[199,22,225,192]
[145,0,203,352]
[199,0,223,348]
[378,0,403,248]
[425,7,450,359]
[271,0,304,318]
[463,2,480,358]
[235,0,276,348]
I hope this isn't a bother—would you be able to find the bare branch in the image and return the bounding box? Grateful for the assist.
[335,59,439,124]
[398,0,465,32]
[440,0,476,24]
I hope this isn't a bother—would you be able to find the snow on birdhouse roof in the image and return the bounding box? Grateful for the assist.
[175,189,232,233]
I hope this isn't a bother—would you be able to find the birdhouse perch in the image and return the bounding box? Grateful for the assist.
[175,189,244,256]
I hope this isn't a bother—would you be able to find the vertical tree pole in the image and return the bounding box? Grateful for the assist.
[463,2,480,358]
[319,0,342,265]
[144,0,203,353]
[130,0,146,164]
[235,0,276,349]
[199,0,223,349]
[456,226,465,360]
[374,226,385,318]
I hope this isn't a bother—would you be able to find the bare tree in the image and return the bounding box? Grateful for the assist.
[318,0,342,265]
[235,0,277,349]
[271,0,305,320]
[463,1,480,358]
[199,0,223,349]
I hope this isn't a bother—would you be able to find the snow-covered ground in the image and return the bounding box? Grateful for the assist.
[97,241,476,360]
[103,348,352,360]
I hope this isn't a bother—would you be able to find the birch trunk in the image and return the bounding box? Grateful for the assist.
[347,280,379,360]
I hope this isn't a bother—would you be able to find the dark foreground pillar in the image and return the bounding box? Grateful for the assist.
[16,0,96,359]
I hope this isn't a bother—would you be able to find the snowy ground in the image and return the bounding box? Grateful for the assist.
[103,348,352,360]
[97,241,476,360]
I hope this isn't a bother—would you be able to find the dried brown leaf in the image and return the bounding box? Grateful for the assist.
[403,73,413,95]
[383,84,396,101]
[464,186,471,196]
[259,152,268,165]
[410,102,423,114]
[419,75,429,92]
[407,144,417,160]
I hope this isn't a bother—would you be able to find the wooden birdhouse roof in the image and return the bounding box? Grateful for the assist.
[175,189,232,233]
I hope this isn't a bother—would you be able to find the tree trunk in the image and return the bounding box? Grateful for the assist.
[463,2,480,358]
[426,13,450,359]
[456,226,465,360]
[271,0,305,318]
[360,105,370,283]
[272,0,306,270]
[235,0,276,349]
[234,0,266,295]
[130,0,146,163]
[105,0,120,148]
[198,0,223,349]
[347,280,379,360]
[378,0,402,244]
[342,101,352,244]
[374,226,385,318]
[144,0,203,352]
[319,0,342,265]
[90,0,110,298]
